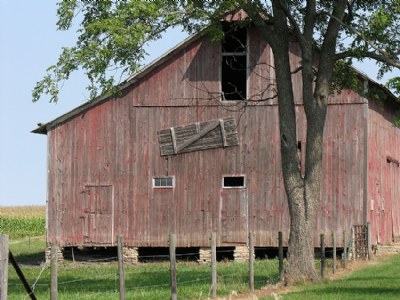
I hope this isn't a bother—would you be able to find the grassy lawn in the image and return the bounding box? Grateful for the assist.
[6,236,279,299]
[2,206,281,299]
[4,206,399,299]
[260,254,400,300]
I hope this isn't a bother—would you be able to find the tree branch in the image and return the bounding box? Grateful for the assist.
[274,1,307,49]
[329,13,399,62]
[314,0,347,104]
[335,50,400,68]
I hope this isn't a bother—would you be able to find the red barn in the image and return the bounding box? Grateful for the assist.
[33,24,400,261]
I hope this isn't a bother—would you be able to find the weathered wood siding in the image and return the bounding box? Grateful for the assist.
[46,28,383,248]
[368,100,400,244]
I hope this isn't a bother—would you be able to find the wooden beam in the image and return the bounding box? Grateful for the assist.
[9,251,37,300]
[170,128,177,154]
[219,119,228,147]
[175,121,220,154]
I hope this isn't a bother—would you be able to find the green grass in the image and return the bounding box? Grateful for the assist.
[260,255,400,300]
[7,237,280,299]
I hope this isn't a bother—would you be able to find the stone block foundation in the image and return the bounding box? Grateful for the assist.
[123,246,139,265]
[233,245,250,262]
[45,246,64,264]
[198,247,212,264]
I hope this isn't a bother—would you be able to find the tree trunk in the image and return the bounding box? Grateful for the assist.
[246,0,343,284]
[285,94,327,283]
[286,206,318,283]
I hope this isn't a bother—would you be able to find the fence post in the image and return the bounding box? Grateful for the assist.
[211,231,217,299]
[169,234,177,300]
[248,232,254,295]
[350,225,355,260]
[332,231,336,274]
[343,230,348,268]
[117,236,126,300]
[0,235,9,300]
[320,234,325,278]
[278,232,284,281]
[367,222,372,260]
[50,245,58,300]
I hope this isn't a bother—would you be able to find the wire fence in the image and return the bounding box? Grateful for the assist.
[2,228,368,299]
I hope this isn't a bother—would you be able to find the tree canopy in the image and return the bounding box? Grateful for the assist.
[33,1,400,103]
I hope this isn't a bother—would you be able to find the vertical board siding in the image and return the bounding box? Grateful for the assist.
[368,100,400,245]
[46,27,397,249]
[47,102,367,248]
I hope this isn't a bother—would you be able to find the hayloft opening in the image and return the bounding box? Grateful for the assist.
[223,176,245,188]
[222,25,247,101]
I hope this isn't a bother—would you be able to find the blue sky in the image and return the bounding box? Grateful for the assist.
[0,1,398,206]
[0,1,187,206]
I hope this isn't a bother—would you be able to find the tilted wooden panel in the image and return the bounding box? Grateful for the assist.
[158,117,239,156]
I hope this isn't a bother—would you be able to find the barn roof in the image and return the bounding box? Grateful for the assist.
[32,28,399,135]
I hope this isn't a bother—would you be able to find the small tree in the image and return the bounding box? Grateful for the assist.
[33,0,400,282]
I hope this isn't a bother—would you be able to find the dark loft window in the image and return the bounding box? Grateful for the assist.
[223,176,245,188]
[222,25,247,101]
[153,177,174,188]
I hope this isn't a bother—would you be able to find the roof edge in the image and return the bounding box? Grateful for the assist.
[32,30,201,135]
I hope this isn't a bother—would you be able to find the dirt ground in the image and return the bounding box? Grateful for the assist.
[217,243,400,300]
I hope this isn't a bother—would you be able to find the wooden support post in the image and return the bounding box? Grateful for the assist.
[320,234,325,278]
[71,247,75,264]
[169,234,177,300]
[343,230,348,268]
[278,232,284,281]
[50,245,58,300]
[350,225,355,260]
[248,232,254,295]
[117,236,126,300]
[367,222,372,260]
[0,235,9,300]
[9,250,37,300]
[332,231,336,274]
[211,232,217,299]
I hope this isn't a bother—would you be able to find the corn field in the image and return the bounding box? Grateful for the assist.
[0,206,45,239]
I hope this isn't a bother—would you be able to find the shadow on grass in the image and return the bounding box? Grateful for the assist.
[12,250,45,266]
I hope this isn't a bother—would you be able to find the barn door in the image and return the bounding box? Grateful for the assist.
[220,178,248,244]
[82,185,114,245]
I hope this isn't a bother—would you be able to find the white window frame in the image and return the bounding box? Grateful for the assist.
[153,176,175,188]
[222,175,246,188]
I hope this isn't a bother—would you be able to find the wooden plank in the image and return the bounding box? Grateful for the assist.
[219,119,228,146]
[9,251,37,300]
[170,128,178,154]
